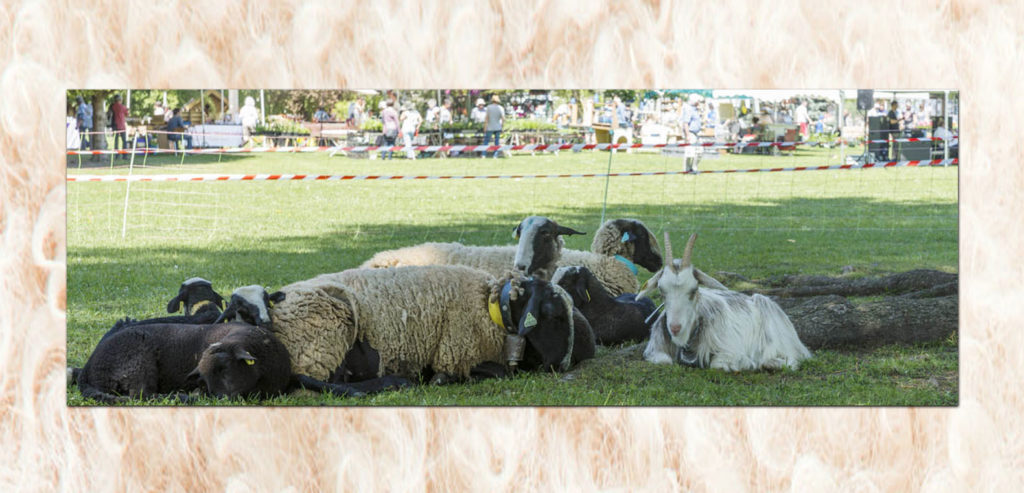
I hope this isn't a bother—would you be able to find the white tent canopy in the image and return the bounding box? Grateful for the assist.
[712,90,843,101]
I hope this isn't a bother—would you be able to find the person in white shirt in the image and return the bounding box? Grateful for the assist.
[795,100,810,139]
[238,96,260,146]
[471,98,487,124]
[400,103,422,160]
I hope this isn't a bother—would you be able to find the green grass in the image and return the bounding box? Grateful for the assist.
[66,147,959,406]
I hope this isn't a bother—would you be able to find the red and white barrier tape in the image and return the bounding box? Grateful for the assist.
[67,140,815,156]
[66,158,957,183]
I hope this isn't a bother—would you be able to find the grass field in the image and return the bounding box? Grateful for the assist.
[66,146,959,406]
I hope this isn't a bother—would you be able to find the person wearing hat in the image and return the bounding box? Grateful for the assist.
[483,94,505,158]
[75,95,93,152]
[471,97,487,124]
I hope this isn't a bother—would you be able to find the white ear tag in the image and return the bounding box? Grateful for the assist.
[523,312,538,328]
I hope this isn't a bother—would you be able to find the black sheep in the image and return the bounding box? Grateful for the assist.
[553,265,657,345]
[68,277,226,386]
[76,320,402,403]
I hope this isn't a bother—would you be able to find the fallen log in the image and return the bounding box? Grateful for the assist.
[781,294,958,349]
[749,269,957,298]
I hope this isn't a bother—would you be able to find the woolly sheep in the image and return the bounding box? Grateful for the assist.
[637,233,812,371]
[268,266,595,385]
[552,265,657,345]
[359,217,662,297]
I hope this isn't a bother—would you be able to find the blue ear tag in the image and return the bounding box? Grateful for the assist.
[621,232,631,243]
[523,312,538,328]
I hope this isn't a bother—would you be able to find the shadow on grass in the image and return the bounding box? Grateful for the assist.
[66,153,256,169]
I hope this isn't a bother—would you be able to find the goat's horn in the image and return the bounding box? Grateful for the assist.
[662,232,674,272]
[681,233,697,268]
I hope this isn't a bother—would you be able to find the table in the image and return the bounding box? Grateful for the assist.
[187,124,245,148]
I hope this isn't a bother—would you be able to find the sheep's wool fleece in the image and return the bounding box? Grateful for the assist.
[269,280,358,380]
[279,265,506,380]
[361,242,519,275]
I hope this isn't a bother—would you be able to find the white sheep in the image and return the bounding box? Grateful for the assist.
[637,233,812,371]
[360,217,662,297]
[267,266,596,384]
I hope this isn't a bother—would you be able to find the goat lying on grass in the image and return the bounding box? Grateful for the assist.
[637,233,812,371]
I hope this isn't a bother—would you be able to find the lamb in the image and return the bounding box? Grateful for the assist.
[214,285,286,328]
[552,265,657,345]
[360,217,662,297]
[637,233,812,371]
[268,266,595,388]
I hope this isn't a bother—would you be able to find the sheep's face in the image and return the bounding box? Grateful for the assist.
[513,278,575,372]
[620,220,663,273]
[216,286,285,328]
[194,341,263,399]
[166,277,225,315]
[552,266,597,307]
[512,216,585,278]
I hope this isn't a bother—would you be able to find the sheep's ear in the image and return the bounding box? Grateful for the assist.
[213,292,226,310]
[185,366,202,385]
[234,348,256,364]
[213,304,236,324]
[555,225,586,237]
[269,291,286,305]
[166,292,185,314]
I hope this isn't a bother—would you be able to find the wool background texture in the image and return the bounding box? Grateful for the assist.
[1,0,1019,490]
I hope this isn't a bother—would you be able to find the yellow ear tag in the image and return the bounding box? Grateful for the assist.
[245,359,255,366]
[523,312,538,328]
[585,289,591,302]
[488,299,505,328]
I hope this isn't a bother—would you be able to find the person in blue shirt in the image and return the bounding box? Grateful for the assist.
[164,108,193,150]
[75,95,93,151]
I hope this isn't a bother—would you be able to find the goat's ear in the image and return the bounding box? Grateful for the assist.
[512,222,522,240]
[213,292,226,310]
[635,270,662,301]
[694,268,728,290]
[269,291,286,305]
[166,292,185,314]
[555,225,586,237]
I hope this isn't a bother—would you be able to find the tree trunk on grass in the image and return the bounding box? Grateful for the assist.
[778,294,958,350]
[746,269,957,298]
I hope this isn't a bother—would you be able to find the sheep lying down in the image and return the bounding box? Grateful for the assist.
[270,266,595,389]
[75,321,404,403]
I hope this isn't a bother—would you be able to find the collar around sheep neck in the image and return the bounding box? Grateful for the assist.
[488,281,516,333]
[614,255,639,276]
[189,300,215,316]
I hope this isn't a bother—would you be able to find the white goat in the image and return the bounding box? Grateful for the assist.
[637,233,811,371]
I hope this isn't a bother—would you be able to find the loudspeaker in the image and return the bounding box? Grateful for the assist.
[857,90,874,111]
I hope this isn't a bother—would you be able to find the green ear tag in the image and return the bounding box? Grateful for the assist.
[245,359,255,366]
[523,312,538,328]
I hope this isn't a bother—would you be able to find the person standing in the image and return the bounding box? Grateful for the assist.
[483,94,505,158]
[611,96,633,151]
[380,100,400,160]
[886,101,901,159]
[400,103,422,160]
[110,94,129,159]
[75,95,93,151]
[795,100,809,140]
[471,98,487,124]
[238,96,260,146]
